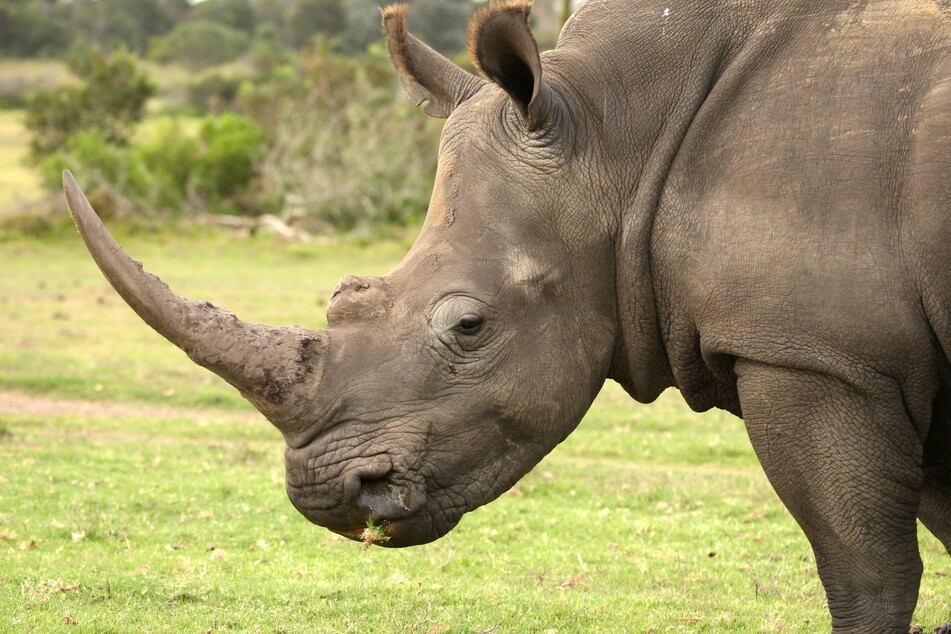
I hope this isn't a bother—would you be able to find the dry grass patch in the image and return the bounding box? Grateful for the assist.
[0,110,41,213]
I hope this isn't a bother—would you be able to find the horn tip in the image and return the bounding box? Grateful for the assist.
[62,169,80,202]
[62,170,96,230]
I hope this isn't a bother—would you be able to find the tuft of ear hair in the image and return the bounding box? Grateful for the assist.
[467,1,536,70]
[467,1,549,128]
[382,3,486,118]
[381,4,413,79]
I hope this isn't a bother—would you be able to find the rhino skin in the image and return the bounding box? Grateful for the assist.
[63,0,950,631]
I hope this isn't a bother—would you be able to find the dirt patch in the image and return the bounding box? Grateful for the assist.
[0,391,262,423]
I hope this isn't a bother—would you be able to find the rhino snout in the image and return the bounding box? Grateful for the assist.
[285,450,430,545]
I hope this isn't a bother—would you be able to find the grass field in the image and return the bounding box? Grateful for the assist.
[0,231,949,632]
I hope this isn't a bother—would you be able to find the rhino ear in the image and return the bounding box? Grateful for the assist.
[382,4,486,118]
[469,2,550,129]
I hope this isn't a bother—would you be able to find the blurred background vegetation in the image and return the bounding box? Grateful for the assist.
[0,0,574,238]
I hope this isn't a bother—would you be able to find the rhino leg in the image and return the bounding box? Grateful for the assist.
[919,395,951,555]
[919,466,951,555]
[735,360,923,634]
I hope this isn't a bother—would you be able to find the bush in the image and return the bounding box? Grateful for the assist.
[23,34,444,233]
[137,118,201,212]
[243,40,442,230]
[192,114,265,206]
[23,42,266,220]
[39,113,265,219]
[38,130,152,219]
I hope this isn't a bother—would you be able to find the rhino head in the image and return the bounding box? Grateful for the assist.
[65,3,618,547]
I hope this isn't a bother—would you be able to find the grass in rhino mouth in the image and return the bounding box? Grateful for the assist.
[360,519,390,550]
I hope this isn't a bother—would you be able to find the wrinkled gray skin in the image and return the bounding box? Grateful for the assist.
[64,0,950,631]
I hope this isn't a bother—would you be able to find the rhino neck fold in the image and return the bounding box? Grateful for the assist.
[552,2,768,404]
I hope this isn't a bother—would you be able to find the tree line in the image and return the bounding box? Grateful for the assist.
[0,0,475,63]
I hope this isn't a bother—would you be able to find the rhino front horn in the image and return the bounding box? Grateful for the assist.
[62,171,328,433]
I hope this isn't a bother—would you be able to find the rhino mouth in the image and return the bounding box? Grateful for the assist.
[333,511,455,548]
[287,457,436,546]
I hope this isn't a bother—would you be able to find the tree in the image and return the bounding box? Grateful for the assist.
[0,1,71,57]
[286,0,347,49]
[64,0,186,54]
[404,0,471,54]
[151,21,250,70]
[25,49,156,159]
[186,0,257,33]
[340,0,387,56]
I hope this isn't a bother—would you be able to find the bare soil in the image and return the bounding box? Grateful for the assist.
[0,391,262,423]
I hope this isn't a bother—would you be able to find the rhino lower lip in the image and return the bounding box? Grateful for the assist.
[336,519,402,546]
[338,526,367,541]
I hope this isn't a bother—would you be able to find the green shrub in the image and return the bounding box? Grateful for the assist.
[63,130,148,194]
[37,129,152,219]
[193,114,264,206]
[38,113,264,218]
[137,118,201,211]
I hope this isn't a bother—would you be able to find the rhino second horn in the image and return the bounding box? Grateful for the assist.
[62,171,328,432]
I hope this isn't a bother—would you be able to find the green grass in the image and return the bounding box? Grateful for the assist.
[0,232,948,632]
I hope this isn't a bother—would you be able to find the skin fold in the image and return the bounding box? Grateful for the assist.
[64,1,950,631]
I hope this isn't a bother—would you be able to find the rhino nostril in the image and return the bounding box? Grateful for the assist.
[359,474,392,497]
[358,473,413,518]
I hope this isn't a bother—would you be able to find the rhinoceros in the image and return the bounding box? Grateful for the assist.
[64,0,949,631]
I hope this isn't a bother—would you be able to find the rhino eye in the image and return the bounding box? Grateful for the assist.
[455,315,483,336]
